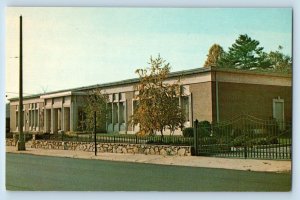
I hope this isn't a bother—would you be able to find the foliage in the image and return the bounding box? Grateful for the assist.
[130,55,185,137]
[213,34,292,73]
[183,127,194,137]
[82,89,108,132]
[264,46,292,73]
[200,136,218,145]
[230,134,252,147]
[203,44,224,67]
[198,120,211,137]
[218,34,266,70]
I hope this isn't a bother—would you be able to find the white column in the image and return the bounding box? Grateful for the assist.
[70,101,73,131]
[62,106,65,131]
[57,109,61,130]
[37,108,39,131]
[51,107,54,133]
[28,109,31,131]
[70,97,78,132]
[189,93,193,125]
[33,108,36,131]
[111,103,114,131]
[44,108,47,133]
[117,102,120,131]
[124,100,127,133]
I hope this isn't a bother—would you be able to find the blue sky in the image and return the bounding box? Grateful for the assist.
[6,7,292,99]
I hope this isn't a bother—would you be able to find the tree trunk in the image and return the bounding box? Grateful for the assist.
[160,129,164,143]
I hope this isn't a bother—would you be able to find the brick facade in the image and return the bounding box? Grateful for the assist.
[8,68,292,135]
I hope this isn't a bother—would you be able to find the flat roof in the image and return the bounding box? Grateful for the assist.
[9,67,291,101]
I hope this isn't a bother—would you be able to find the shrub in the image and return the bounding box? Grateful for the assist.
[230,134,253,147]
[267,136,279,144]
[198,121,211,137]
[257,136,279,145]
[201,136,218,145]
[36,133,50,140]
[183,127,194,137]
[257,138,268,145]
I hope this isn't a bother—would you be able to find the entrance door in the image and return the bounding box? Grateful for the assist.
[273,99,284,130]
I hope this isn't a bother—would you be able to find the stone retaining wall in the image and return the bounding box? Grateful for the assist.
[6,139,16,146]
[6,139,191,156]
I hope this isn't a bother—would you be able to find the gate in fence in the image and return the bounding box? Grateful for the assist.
[193,115,292,160]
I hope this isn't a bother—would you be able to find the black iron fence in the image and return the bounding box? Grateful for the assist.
[32,133,194,146]
[7,114,292,160]
[194,115,292,160]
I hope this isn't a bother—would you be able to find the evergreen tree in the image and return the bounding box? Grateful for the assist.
[218,34,265,70]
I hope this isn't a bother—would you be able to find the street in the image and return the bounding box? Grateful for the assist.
[6,153,291,191]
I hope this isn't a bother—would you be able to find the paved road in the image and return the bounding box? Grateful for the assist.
[6,153,291,191]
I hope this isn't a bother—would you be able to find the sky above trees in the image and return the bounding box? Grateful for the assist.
[5,8,292,99]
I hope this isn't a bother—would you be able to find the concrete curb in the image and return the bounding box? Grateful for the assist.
[6,146,291,173]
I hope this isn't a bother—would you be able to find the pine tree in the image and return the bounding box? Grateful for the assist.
[219,34,264,70]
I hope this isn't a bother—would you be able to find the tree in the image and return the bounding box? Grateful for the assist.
[130,55,185,138]
[82,89,108,132]
[218,34,266,70]
[203,44,224,67]
[267,46,292,73]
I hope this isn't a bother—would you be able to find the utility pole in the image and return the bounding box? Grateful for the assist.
[17,15,25,151]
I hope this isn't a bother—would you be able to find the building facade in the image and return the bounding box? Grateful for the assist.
[9,67,292,135]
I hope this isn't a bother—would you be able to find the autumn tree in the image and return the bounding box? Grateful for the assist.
[203,44,224,67]
[130,55,185,138]
[82,89,108,132]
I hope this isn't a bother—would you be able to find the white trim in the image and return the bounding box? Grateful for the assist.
[217,71,291,86]
[40,91,72,99]
[11,98,44,105]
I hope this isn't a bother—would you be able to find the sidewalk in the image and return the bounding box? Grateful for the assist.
[6,146,291,173]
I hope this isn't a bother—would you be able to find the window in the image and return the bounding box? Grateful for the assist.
[119,102,125,123]
[16,111,18,128]
[77,108,86,131]
[273,97,284,130]
[35,110,38,127]
[181,96,190,122]
[29,109,31,127]
[107,103,112,124]
[113,103,118,123]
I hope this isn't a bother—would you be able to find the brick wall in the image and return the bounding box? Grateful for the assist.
[217,82,292,122]
[190,82,213,122]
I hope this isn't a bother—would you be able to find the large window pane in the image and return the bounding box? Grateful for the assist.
[182,96,189,122]
[119,102,125,123]
[107,103,112,124]
[113,103,118,123]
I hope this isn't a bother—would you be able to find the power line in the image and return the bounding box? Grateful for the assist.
[6,91,34,95]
